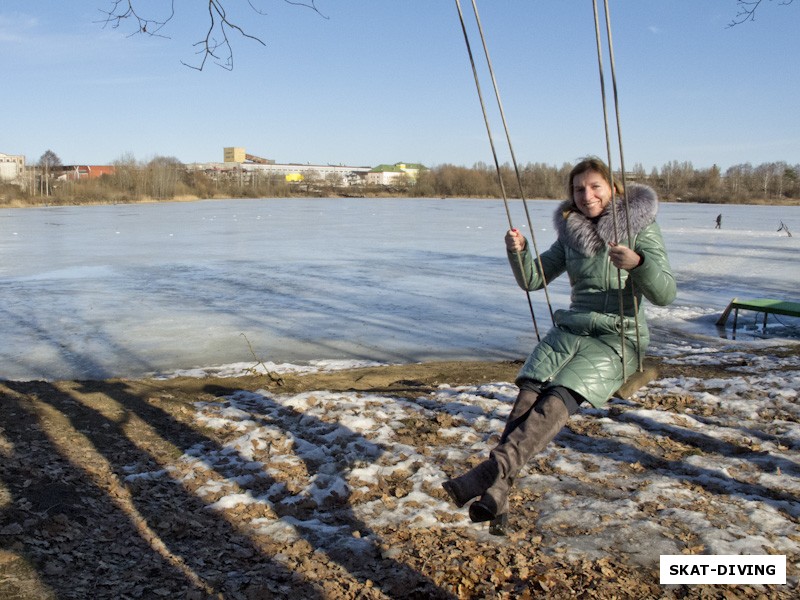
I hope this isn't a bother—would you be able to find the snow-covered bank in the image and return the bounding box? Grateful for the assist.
[113,342,800,593]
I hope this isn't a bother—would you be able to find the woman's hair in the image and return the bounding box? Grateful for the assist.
[567,156,624,201]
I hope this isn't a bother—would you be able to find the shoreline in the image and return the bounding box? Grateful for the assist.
[3,194,800,210]
[7,342,799,389]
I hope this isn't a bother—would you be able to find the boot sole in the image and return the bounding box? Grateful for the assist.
[489,513,509,536]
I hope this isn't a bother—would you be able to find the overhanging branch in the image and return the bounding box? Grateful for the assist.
[728,0,794,27]
[98,0,327,70]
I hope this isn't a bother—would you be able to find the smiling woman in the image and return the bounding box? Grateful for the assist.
[444,155,676,532]
[571,170,612,219]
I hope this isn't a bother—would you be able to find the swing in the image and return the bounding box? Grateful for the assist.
[453,0,658,400]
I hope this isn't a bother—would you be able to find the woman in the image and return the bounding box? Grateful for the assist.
[443,156,676,532]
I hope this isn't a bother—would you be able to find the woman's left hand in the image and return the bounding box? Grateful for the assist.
[608,242,642,270]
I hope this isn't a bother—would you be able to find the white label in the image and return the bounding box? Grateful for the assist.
[660,555,786,585]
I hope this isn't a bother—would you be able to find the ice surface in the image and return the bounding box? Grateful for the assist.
[0,198,797,380]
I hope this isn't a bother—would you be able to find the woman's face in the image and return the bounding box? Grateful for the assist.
[572,170,612,218]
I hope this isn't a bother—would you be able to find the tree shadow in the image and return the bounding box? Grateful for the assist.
[1,379,455,598]
[199,382,457,599]
[555,409,799,520]
[0,382,312,599]
[0,303,156,381]
[612,408,800,475]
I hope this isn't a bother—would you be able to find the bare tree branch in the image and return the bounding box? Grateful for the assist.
[97,0,327,70]
[283,1,325,13]
[728,0,795,27]
[98,0,174,38]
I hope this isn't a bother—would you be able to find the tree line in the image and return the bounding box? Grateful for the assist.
[2,152,798,206]
[415,160,800,204]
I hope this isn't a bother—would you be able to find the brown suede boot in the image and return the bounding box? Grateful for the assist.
[469,393,570,523]
[468,476,512,523]
[443,389,538,510]
[442,458,499,508]
[499,387,541,441]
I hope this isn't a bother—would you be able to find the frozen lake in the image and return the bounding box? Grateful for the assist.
[1,197,798,381]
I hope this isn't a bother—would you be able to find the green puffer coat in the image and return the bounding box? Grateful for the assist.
[509,183,676,407]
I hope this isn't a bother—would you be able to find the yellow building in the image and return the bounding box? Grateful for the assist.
[223,147,246,163]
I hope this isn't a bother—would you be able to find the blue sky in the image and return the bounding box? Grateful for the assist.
[2,1,798,171]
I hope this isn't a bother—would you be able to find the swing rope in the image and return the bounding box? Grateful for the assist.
[454,0,646,379]
[465,0,556,327]
[592,0,645,376]
[453,0,555,340]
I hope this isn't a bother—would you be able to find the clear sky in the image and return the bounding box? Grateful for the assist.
[2,1,798,172]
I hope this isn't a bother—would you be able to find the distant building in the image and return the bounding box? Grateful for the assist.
[224,147,274,165]
[366,162,425,186]
[58,165,116,181]
[223,147,246,163]
[187,148,372,186]
[193,150,426,188]
[0,152,25,183]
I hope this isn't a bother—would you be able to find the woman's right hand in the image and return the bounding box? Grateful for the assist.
[505,228,527,253]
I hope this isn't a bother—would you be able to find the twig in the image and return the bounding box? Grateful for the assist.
[240,333,284,385]
[98,0,328,70]
[727,0,795,27]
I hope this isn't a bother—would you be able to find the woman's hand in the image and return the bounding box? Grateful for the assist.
[608,242,642,270]
[505,228,527,253]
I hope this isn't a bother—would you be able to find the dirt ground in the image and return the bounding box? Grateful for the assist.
[0,355,796,599]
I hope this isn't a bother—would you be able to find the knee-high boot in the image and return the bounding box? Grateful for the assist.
[441,388,540,507]
[441,458,498,508]
[469,392,570,523]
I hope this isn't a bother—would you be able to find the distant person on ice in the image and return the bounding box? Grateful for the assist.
[443,156,676,533]
[716,214,722,229]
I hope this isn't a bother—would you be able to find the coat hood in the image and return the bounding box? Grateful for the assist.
[553,182,659,256]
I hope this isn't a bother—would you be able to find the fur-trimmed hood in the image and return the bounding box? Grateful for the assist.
[553,182,659,256]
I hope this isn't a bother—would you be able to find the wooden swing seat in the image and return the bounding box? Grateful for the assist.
[613,358,660,400]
